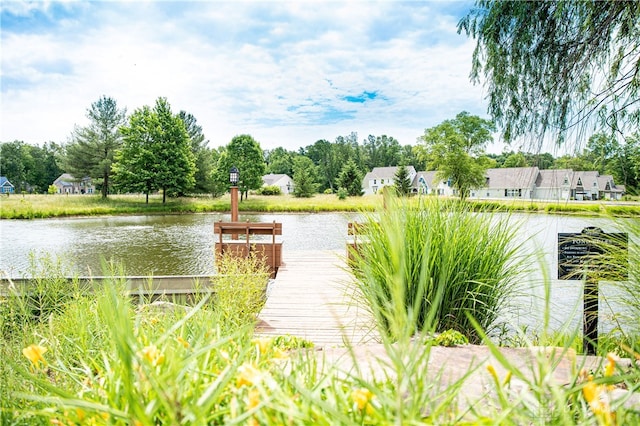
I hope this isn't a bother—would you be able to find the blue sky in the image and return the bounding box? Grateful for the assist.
[1,0,509,152]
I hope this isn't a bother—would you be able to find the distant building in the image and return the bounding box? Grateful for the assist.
[0,176,15,194]
[413,171,455,196]
[361,166,625,201]
[262,174,294,194]
[469,167,539,200]
[362,166,417,195]
[53,173,95,194]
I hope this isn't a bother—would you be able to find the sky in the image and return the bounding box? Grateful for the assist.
[1,0,513,153]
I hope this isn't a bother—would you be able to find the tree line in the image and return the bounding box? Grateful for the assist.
[1,98,639,200]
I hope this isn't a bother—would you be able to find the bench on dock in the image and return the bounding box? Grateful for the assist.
[214,221,283,276]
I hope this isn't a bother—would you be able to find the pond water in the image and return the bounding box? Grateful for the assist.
[0,212,636,335]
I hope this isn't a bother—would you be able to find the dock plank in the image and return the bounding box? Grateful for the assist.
[256,250,377,347]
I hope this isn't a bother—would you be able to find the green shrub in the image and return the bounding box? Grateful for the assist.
[350,196,528,343]
[336,187,348,200]
[433,329,469,346]
[213,250,271,328]
[256,185,282,196]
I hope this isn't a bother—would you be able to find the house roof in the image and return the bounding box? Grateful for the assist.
[485,167,540,189]
[414,171,441,187]
[0,176,14,187]
[54,173,75,184]
[597,174,623,193]
[367,166,416,180]
[571,171,599,190]
[536,169,573,188]
[262,174,291,186]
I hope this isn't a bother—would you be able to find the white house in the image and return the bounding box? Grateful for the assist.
[412,171,455,196]
[596,174,624,200]
[262,174,294,194]
[533,169,573,201]
[362,166,417,195]
[53,173,94,194]
[469,167,539,200]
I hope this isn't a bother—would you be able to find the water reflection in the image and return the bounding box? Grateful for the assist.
[0,213,360,277]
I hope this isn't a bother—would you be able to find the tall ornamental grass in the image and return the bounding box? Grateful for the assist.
[350,196,530,343]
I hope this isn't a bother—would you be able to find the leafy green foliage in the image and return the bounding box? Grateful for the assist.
[292,156,318,198]
[256,185,282,196]
[335,159,363,196]
[416,111,495,200]
[0,141,63,193]
[113,98,195,203]
[433,330,469,347]
[336,187,348,200]
[214,134,266,200]
[265,147,295,176]
[178,111,215,194]
[459,1,640,144]
[65,96,126,198]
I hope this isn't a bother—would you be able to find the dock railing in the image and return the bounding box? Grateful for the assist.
[214,220,283,277]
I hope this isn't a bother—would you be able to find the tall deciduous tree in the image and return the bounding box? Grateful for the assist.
[459,1,640,144]
[65,96,126,198]
[215,135,266,200]
[415,111,495,200]
[305,139,339,192]
[113,98,195,203]
[178,111,215,194]
[265,147,295,176]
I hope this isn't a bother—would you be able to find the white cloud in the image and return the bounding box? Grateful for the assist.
[1,0,494,151]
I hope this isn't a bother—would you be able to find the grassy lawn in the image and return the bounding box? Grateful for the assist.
[0,192,638,219]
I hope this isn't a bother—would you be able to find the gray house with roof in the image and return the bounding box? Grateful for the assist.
[534,169,573,201]
[469,167,540,200]
[53,173,95,194]
[262,173,293,194]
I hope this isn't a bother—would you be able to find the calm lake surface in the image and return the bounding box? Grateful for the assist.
[1,212,636,333]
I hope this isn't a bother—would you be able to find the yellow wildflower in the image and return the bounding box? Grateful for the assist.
[272,348,289,360]
[248,388,261,410]
[604,352,618,377]
[176,336,190,348]
[503,371,512,386]
[236,363,262,388]
[351,387,375,414]
[139,345,165,367]
[252,337,272,355]
[583,374,616,425]
[486,364,498,382]
[22,344,47,368]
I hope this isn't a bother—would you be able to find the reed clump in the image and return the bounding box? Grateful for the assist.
[349,196,529,344]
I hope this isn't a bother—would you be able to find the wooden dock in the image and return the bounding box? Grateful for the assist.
[256,250,377,347]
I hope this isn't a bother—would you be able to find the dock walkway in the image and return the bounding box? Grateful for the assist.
[256,250,376,347]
